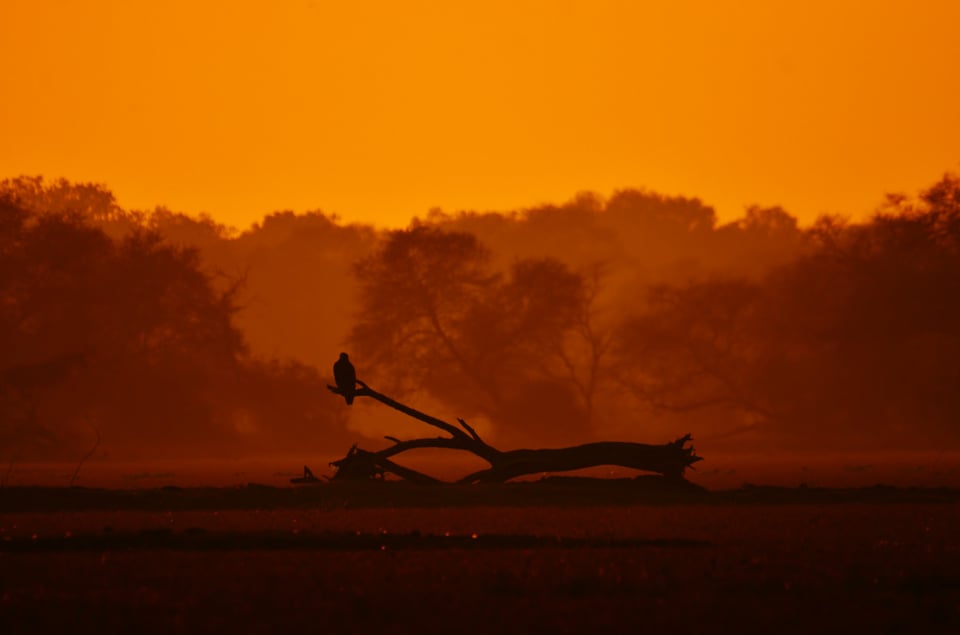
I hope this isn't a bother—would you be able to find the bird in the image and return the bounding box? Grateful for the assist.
[333,352,357,405]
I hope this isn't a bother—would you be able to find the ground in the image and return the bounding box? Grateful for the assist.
[1,484,960,634]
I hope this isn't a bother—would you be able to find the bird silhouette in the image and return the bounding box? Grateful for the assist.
[333,352,357,405]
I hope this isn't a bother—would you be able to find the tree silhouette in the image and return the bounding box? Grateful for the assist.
[610,174,960,448]
[349,226,612,443]
[6,171,960,462]
[0,187,352,464]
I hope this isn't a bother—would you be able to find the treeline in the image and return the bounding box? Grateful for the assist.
[350,179,960,450]
[2,174,958,462]
[0,178,351,462]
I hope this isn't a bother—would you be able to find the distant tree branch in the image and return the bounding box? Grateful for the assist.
[69,420,101,487]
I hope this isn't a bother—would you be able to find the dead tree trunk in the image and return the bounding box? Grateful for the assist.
[325,380,701,484]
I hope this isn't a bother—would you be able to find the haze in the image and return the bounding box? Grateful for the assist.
[3,0,959,228]
[3,171,960,487]
[3,1,960,488]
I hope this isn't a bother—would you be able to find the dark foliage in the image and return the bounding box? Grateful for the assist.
[0,183,350,462]
[3,173,959,460]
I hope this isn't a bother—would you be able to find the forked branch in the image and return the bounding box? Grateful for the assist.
[323,380,701,484]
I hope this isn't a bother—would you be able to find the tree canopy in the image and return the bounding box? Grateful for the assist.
[4,172,960,462]
[0,189,350,462]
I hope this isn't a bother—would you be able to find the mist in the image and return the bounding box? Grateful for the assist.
[2,174,958,483]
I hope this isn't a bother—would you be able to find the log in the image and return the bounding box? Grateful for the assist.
[458,437,699,484]
[323,380,701,484]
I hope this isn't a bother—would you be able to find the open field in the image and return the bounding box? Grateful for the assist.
[6,450,960,490]
[2,483,960,634]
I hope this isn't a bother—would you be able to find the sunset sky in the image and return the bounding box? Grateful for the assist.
[3,0,958,228]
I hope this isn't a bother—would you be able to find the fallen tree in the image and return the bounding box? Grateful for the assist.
[316,379,701,484]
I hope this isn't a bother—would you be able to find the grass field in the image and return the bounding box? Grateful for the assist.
[2,484,960,634]
[5,450,960,490]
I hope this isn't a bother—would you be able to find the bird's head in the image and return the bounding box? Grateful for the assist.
[339,352,349,360]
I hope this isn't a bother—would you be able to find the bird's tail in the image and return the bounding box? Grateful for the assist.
[346,394,354,406]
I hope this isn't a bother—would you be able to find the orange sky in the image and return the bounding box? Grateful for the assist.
[2,0,958,229]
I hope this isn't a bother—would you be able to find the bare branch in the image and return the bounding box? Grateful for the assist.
[328,379,469,441]
[456,417,483,443]
[321,380,701,485]
[69,421,101,487]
